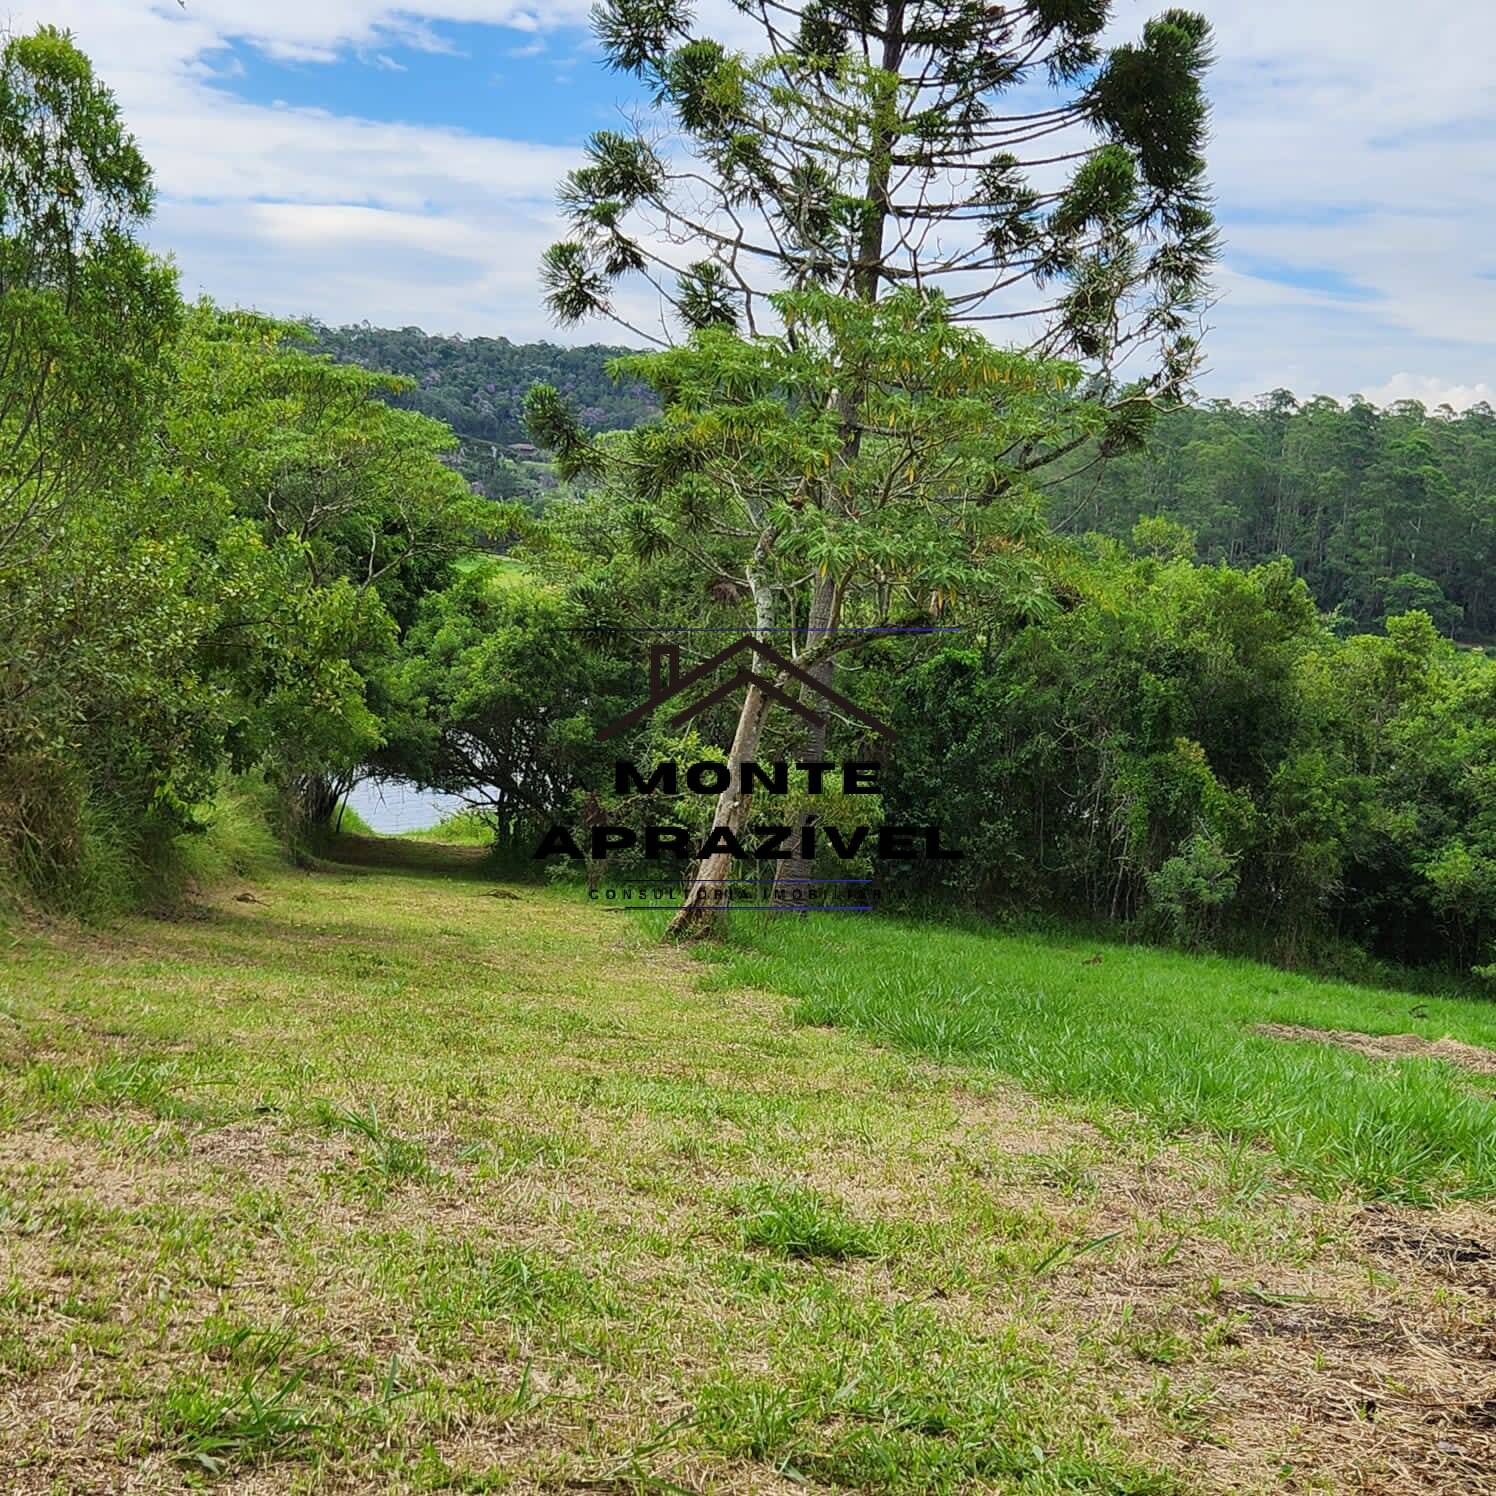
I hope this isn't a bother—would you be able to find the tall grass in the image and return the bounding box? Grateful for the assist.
[151,774,283,900]
[716,913,1496,1203]
[332,802,377,837]
[0,757,134,921]
[329,803,494,846]
[1,771,282,921]
[394,808,493,846]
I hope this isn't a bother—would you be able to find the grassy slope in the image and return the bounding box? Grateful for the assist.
[0,841,1490,1492]
[712,913,1496,1204]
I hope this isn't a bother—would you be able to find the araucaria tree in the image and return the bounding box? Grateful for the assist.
[528,0,1216,935]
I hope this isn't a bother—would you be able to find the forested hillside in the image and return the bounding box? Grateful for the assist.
[1059,394,1496,640]
[310,326,1496,641]
[305,323,658,504]
[305,323,658,441]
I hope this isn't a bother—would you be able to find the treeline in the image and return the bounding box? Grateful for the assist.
[409,506,1496,984]
[1059,394,1496,639]
[8,27,1495,988]
[313,328,1496,646]
[0,31,485,914]
[884,543,1496,977]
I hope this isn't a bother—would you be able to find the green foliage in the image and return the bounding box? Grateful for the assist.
[560,0,1214,398]
[590,286,1077,615]
[0,25,184,908]
[0,28,487,911]
[1146,831,1239,946]
[8,24,1493,995]
[0,25,179,520]
[303,320,659,503]
[730,1182,878,1260]
[370,561,637,849]
[883,542,1496,976]
[1057,393,1496,639]
[534,0,1215,936]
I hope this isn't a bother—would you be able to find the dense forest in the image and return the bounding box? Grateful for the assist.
[1058,395,1496,640]
[305,323,658,505]
[318,326,1496,642]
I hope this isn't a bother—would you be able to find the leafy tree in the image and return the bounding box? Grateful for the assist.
[370,562,636,847]
[157,306,489,831]
[1378,572,1461,636]
[533,288,1081,932]
[545,0,1214,369]
[884,549,1311,923]
[0,22,489,910]
[0,25,179,568]
[884,546,1496,977]
[530,0,1216,934]
[1058,395,1496,640]
[0,26,183,900]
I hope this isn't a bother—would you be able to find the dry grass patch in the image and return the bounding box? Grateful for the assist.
[1255,1022,1496,1079]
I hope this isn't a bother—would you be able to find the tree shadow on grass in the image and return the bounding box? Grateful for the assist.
[314,833,497,881]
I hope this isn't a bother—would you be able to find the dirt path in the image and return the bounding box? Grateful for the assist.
[1256,1020,1496,1077]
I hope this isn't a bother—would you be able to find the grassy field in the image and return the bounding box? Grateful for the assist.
[713,914,1496,1205]
[1,840,1494,1492]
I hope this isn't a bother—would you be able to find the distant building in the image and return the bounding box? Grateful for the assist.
[506,442,540,458]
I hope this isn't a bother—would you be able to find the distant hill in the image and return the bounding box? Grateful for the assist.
[306,323,1496,639]
[305,323,657,443]
[303,322,658,506]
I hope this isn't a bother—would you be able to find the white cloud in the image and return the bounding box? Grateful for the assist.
[1358,374,1496,412]
[11,0,1496,394]
[1108,1,1496,403]
[12,0,595,339]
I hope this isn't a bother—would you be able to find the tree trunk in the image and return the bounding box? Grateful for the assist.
[296,773,343,832]
[772,574,838,908]
[666,527,779,940]
[660,0,905,935]
[666,679,771,939]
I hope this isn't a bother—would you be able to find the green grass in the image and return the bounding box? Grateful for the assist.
[1,838,1493,1490]
[333,801,377,837]
[2,771,281,922]
[730,1181,880,1260]
[393,808,494,846]
[157,1358,322,1475]
[334,802,493,845]
[711,912,1496,1204]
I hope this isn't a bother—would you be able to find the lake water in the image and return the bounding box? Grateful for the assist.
[343,778,476,834]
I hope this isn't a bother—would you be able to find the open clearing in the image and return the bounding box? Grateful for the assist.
[2,839,1494,1493]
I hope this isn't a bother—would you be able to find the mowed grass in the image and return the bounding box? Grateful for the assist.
[0,839,1494,1491]
[712,912,1496,1205]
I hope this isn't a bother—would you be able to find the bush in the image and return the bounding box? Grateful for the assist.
[1146,831,1240,946]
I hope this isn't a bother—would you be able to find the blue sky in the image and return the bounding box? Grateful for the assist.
[221,20,620,144]
[24,1,1496,409]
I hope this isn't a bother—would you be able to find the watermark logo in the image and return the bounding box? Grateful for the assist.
[596,639,895,742]
[536,629,956,911]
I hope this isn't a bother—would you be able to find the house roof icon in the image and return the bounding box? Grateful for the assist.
[596,637,896,743]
